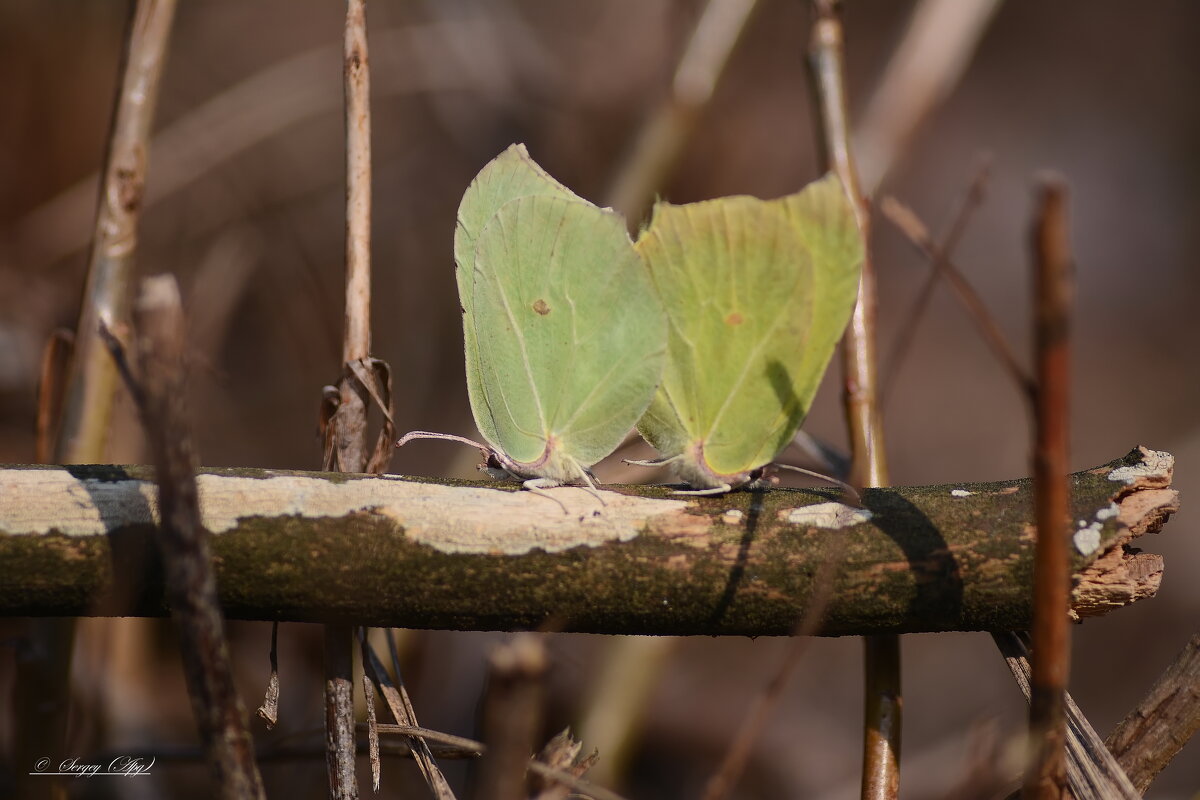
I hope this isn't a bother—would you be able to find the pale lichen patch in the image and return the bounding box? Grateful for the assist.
[781,502,873,529]
[1074,526,1102,556]
[0,471,156,536]
[349,479,686,554]
[0,471,688,555]
[1108,447,1173,485]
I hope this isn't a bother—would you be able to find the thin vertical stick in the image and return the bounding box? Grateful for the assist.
[323,2,372,797]
[329,0,374,473]
[606,0,760,225]
[807,4,899,800]
[1023,177,1072,800]
[325,625,360,800]
[19,5,177,800]
[101,277,267,800]
[343,0,372,369]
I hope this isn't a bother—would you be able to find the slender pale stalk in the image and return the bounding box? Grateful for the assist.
[854,0,1003,195]
[20,5,176,800]
[807,3,899,799]
[606,0,760,225]
[324,3,372,798]
[54,0,178,465]
[343,0,371,368]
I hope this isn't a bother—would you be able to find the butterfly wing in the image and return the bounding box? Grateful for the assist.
[775,174,865,425]
[455,144,580,453]
[635,174,862,488]
[471,194,666,482]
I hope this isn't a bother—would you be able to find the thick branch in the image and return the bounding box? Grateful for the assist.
[1104,633,1200,794]
[0,448,1176,636]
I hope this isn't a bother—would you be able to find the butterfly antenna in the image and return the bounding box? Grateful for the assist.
[396,430,492,459]
[772,463,863,507]
[790,430,851,480]
[622,455,680,468]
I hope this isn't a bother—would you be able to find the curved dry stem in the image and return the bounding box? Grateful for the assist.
[605,0,761,226]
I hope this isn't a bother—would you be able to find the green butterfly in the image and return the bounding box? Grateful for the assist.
[629,174,863,494]
[399,145,667,498]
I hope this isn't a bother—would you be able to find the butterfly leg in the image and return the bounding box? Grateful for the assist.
[522,478,570,514]
[672,484,733,496]
[577,468,608,508]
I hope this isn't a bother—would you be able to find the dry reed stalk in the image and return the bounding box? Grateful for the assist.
[808,3,899,799]
[1023,177,1073,800]
[18,4,177,799]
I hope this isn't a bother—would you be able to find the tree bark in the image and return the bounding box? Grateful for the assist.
[0,447,1176,636]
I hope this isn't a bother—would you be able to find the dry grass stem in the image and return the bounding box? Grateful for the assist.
[54,0,178,465]
[255,622,281,729]
[361,641,456,798]
[20,5,178,799]
[571,2,762,783]
[530,729,599,800]
[1104,635,1200,792]
[808,2,899,798]
[994,633,1139,800]
[606,0,760,225]
[34,329,73,464]
[320,3,376,797]
[854,0,1002,194]
[576,635,675,789]
[360,633,381,791]
[9,23,494,269]
[525,759,630,800]
[880,174,1036,404]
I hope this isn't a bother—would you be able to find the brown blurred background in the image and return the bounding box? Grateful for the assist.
[1,0,1196,797]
